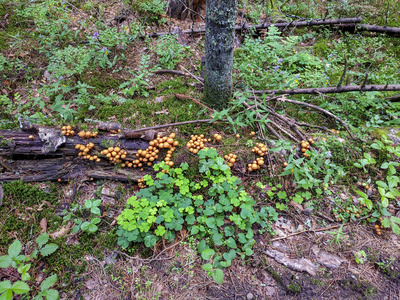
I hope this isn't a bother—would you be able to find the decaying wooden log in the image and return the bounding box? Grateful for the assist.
[0,128,151,183]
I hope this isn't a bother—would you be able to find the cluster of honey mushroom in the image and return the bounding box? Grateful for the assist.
[75,142,100,162]
[187,134,210,154]
[224,153,237,168]
[61,125,75,137]
[214,133,222,142]
[120,133,179,170]
[137,177,146,189]
[300,138,314,157]
[248,143,268,172]
[78,131,98,139]
[100,147,127,165]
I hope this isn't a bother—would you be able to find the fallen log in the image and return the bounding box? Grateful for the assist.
[147,17,362,37]
[337,24,400,35]
[252,84,400,95]
[0,128,151,183]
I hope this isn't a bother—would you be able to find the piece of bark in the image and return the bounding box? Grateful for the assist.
[97,122,121,133]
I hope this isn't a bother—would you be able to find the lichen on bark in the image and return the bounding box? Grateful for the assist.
[203,0,237,110]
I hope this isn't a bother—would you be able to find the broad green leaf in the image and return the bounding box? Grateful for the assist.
[0,281,12,294]
[356,191,368,198]
[81,222,91,231]
[226,237,237,249]
[382,218,391,228]
[41,274,58,291]
[212,269,224,284]
[391,216,400,225]
[224,226,235,237]
[0,255,12,268]
[17,263,31,274]
[0,289,13,300]
[91,207,101,215]
[21,273,31,281]
[197,240,207,254]
[43,289,59,300]
[201,263,213,272]
[382,197,389,208]
[11,281,30,294]
[220,260,231,268]
[36,233,49,248]
[91,218,101,225]
[205,217,216,229]
[201,248,215,260]
[211,233,223,246]
[392,223,400,235]
[87,224,98,233]
[223,249,236,261]
[40,244,58,257]
[8,240,22,258]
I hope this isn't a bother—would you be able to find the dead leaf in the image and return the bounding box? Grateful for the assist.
[290,200,303,212]
[50,222,73,239]
[40,218,47,233]
[154,96,165,103]
[155,108,169,115]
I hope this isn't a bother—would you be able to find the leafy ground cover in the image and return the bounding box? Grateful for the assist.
[1,0,400,299]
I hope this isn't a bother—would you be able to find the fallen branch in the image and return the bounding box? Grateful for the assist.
[277,96,355,139]
[175,94,214,115]
[270,224,344,242]
[146,17,362,37]
[253,84,400,95]
[338,23,400,35]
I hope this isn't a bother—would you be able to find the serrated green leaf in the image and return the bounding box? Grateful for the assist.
[43,289,59,300]
[36,233,49,248]
[201,248,215,260]
[0,255,12,268]
[21,273,31,281]
[0,289,13,300]
[8,240,22,258]
[212,269,224,284]
[41,274,58,291]
[0,281,12,294]
[11,281,30,294]
[40,244,58,257]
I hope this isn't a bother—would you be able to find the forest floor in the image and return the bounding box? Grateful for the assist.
[1,0,400,299]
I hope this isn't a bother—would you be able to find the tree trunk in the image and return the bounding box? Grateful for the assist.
[203,0,237,110]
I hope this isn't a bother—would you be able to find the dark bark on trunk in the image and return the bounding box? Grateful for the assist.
[203,0,237,110]
[253,84,400,95]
